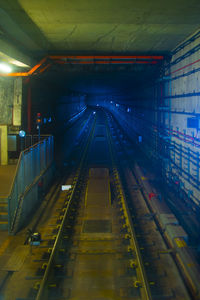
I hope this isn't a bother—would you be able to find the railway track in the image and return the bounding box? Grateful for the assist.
[106,110,198,299]
[1,109,193,300]
[32,111,152,300]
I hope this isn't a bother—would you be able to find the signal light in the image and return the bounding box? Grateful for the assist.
[36,113,42,125]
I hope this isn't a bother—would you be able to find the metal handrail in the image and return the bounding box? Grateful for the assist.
[9,136,53,195]
[8,136,54,233]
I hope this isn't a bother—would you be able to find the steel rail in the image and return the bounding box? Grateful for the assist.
[106,116,152,300]
[35,115,96,300]
[107,113,200,299]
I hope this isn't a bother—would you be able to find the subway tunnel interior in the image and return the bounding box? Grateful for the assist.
[0,1,200,299]
[29,59,163,165]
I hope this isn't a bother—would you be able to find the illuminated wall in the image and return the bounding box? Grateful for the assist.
[103,29,200,211]
[161,29,200,210]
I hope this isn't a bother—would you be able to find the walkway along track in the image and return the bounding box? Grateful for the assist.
[32,111,152,300]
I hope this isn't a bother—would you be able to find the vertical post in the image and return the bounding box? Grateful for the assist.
[38,125,40,142]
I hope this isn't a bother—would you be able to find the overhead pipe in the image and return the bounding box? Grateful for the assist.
[0,55,164,77]
[55,60,158,65]
[49,55,164,60]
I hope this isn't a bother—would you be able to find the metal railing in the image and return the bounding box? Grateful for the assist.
[8,134,51,154]
[24,134,51,149]
[8,136,54,233]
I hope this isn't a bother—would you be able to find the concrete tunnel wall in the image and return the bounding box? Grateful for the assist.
[99,29,200,211]
[56,93,86,131]
[163,29,200,209]
[55,92,87,168]
[0,77,22,165]
[0,77,14,125]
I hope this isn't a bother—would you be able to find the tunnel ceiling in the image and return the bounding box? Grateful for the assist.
[1,0,200,57]
[1,0,200,97]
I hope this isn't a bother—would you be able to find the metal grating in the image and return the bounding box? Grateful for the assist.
[83,220,112,233]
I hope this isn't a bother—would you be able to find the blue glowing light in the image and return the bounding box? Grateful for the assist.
[19,130,26,138]
[127,108,131,112]
[43,118,47,124]
[48,117,52,123]
[93,111,96,115]
[116,103,119,107]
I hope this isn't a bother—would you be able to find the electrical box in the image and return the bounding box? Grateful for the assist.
[187,117,200,129]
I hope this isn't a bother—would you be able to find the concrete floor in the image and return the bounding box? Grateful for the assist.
[0,164,21,274]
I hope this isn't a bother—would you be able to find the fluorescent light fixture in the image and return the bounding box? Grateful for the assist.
[61,185,72,191]
[0,52,30,68]
[10,60,29,67]
[0,63,12,73]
